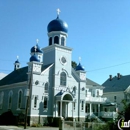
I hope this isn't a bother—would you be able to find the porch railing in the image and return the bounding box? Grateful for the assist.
[100,111,118,118]
[85,97,108,103]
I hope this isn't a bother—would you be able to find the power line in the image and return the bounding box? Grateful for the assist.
[87,61,130,72]
[0,61,130,73]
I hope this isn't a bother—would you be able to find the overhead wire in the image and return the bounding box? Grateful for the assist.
[0,60,130,73]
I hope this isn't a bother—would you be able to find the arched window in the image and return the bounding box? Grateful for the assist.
[44,83,48,93]
[86,90,87,97]
[18,90,22,109]
[97,90,99,97]
[81,100,84,110]
[60,72,66,86]
[61,37,65,46]
[73,86,76,97]
[34,96,38,108]
[54,36,59,44]
[8,91,13,109]
[0,91,4,109]
[43,97,48,109]
[49,37,52,46]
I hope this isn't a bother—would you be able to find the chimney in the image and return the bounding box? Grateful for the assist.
[117,73,121,79]
[109,75,112,81]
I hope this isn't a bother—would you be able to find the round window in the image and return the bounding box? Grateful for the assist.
[61,56,67,64]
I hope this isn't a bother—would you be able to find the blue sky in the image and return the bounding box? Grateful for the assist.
[0,0,130,84]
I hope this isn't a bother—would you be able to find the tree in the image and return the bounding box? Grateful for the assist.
[71,61,77,69]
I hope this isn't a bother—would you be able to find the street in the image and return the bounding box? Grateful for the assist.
[0,126,59,130]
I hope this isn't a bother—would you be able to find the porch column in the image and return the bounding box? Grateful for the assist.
[98,104,100,116]
[60,101,62,117]
[90,103,92,115]
[55,101,58,117]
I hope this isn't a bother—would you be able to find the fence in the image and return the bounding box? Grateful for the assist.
[63,120,106,130]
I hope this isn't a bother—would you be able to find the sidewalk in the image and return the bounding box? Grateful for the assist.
[0,126,59,130]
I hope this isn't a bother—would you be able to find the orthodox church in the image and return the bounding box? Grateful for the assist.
[0,10,116,125]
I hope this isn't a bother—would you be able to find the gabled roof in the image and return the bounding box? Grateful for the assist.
[86,77,104,89]
[102,75,130,92]
[86,78,100,86]
[0,66,28,86]
[0,64,53,86]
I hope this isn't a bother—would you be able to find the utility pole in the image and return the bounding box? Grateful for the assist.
[24,68,32,129]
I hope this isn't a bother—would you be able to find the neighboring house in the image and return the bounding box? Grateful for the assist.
[102,73,130,112]
[0,11,116,125]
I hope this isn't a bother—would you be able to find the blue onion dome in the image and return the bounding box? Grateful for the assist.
[75,63,85,71]
[31,44,42,53]
[47,16,68,33]
[30,55,40,62]
[15,59,20,63]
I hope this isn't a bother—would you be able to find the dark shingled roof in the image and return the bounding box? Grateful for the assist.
[0,64,53,86]
[102,75,130,92]
[0,66,28,86]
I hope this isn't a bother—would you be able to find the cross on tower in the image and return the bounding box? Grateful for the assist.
[34,45,37,52]
[17,55,19,60]
[79,57,81,62]
[36,39,39,44]
[57,8,61,17]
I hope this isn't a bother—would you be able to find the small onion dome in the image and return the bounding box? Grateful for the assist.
[30,55,40,62]
[75,63,85,71]
[31,44,42,53]
[15,59,20,63]
[47,17,68,33]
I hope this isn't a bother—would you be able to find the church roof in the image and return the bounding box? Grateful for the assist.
[0,64,53,86]
[75,63,85,71]
[102,75,130,92]
[30,55,40,62]
[47,16,68,33]
[0,66,28,86]
[14,59,20,63]
[31,44,42,53]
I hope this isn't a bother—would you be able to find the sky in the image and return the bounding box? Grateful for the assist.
[0,0,130,84]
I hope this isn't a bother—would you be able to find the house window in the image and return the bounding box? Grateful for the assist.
[43,97,48,109]
[8,91,13,109]
[61,37,65,46]
[54,36,59,44]
[0,91,4,109]
[49,37,52,45]
[18,90,22,109]
[34,96,38,108]
[81,101,84,110]
[60,72,66,86]
[97,90,99,97]
[44,83,48,93]
[85,90,87,97]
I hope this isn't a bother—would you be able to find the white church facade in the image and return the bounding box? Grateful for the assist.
[0,11,117,125]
